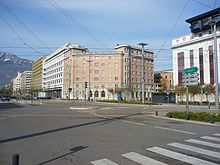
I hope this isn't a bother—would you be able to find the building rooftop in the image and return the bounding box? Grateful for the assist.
[186,7,220,23]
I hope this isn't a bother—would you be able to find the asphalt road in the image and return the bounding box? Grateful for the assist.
[0,101,220,165]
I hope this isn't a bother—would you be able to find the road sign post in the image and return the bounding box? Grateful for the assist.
[182,67,199,120]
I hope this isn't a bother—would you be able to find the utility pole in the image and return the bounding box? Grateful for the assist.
[138,43,148,104]
[87,60,92,101]
[213,21,219,110]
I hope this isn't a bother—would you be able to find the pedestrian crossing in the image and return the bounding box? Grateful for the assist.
[90,133,220,165]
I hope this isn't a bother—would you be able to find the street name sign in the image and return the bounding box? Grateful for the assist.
[183,67,198,75]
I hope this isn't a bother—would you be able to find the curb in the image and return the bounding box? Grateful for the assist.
[149,115,220,127]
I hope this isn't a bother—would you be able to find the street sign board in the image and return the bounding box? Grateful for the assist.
[182,72,199,86]
[183,67,198,75]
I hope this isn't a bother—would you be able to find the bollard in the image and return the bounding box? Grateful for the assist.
[186,113,190,120]
[210,114,215,124]
[155,111,158,116]
[12,154,19,165]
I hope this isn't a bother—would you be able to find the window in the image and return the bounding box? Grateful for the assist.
[115,77,118,80]
[95,62,99,66]
[94,91,99,97]
[94,77,99,81]
[199,48,204,84]
[95,70,99,74]
[177,52,184,85]
[101,91,105,97]
[190,50,194,67]
[209,45,214,84]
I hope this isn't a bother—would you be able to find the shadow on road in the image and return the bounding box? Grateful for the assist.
[37,146,88,165]
[0,102,23,110]
[0,113,142,144]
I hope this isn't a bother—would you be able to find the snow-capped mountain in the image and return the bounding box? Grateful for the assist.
[0,52,32,87]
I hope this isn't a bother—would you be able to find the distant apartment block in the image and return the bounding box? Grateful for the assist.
[172,7,220,86]
[12,72,22,96]
[32,56,45,97]
[154,70,173,93]
[20,71,32,97]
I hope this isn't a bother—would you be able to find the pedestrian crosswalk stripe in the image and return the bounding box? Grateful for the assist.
[168,142,220,159]
[90,158,118,165]
[213,133,220,137]
[185,139,220,149]
[201,136,220,142]
[147,146,218,165]
[122,152,168,165]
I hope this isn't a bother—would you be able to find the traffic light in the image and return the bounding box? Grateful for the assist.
[85,82,88,88]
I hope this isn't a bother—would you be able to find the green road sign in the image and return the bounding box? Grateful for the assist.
[183,67,198,75]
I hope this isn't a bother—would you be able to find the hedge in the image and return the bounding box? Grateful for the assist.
[166,111,220,122]
[97,100,161,105]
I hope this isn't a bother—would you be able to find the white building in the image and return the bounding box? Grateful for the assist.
[172,7,220,87]
[42,43,87,98]
[20,71,32,97]
[12,72,22,96]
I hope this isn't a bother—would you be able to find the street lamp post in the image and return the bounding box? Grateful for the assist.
[213,21,219,110]
[138,43,148,104]
[87,60,92,101]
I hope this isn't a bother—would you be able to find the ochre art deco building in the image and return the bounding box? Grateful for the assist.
[32,56,45,97]
[63,44,154,101]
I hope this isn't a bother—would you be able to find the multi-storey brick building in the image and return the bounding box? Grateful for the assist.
[63,44,154,101]
[154,70,173,93]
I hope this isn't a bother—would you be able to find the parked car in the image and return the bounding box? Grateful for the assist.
[1,95,10,101]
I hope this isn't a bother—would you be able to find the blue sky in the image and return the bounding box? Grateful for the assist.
[0,0,220,71]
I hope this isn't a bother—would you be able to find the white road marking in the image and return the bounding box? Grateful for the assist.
[168,142,220,159]
[213,133,220,136]
[122,120,146,126]
[0,117,6,120]
[201,136,220,142]
[185,139,220,149]
[122,152,168,165]
[10,115,19,118]
[147,146,218,165]
[154,126,196,135]
[90,158,118,165]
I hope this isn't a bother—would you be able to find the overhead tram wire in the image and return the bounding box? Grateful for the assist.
[214,0,217,8]
[155,0,190,58]
[0,0,52,53]
[46,0,108,49]
[0,13,43,55]
[191,0,213,9]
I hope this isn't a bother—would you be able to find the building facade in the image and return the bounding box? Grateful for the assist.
[20,71,32,97]
[42,43,88,99]
[12,72,22,96]
[32,56,45,97]
[154,70,173,93]
[63,44,154,101]
[172,7,220,86]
